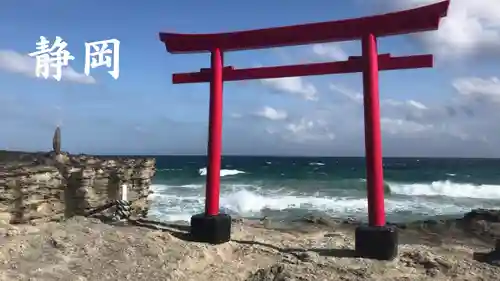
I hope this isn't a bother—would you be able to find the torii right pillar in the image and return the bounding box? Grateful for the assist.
[354,33,398,260]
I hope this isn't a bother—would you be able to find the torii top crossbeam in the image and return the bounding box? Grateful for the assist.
[160,1,449,54]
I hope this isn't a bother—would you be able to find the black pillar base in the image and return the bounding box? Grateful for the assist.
[190,213,231,244]
[355,224,398,260]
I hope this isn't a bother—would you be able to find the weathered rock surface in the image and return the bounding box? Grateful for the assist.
[294,208,500,243]
[1,214,500,281]
[0,150,155,223]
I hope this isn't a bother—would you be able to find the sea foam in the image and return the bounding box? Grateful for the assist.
[147,180,500,222]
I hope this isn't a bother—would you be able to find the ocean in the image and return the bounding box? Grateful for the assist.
[147,156,500,223]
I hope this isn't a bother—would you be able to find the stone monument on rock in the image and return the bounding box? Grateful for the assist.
[52,126,69,164]
[53,126,61,154]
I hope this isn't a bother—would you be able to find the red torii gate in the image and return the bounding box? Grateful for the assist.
[159,1,449,260]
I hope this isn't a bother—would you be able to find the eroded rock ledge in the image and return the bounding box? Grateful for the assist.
[0,150,156,224]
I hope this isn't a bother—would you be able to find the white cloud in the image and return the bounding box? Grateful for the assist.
[452,77,500,103]
[312,43,348,61]
[329,84,363,103]
[0,49,96,84]
[254,106,288,121]
[385,0,500,60]
[329,83,429,113]
[383,99,428,110]
[324,80,494,145]
[406,100,428,110]
[263,115,337,144]
[231,72,500,155]
[283,118,336,143]
[382,99,430,121]
[381,118,434,135]
[261,77,318,101]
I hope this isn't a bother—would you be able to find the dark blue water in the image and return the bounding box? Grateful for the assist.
[147,156,500,223]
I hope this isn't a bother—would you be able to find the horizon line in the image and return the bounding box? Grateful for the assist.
[1,150,498,160]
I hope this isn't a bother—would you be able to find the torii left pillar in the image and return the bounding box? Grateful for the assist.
[190,48,232,244]
[354,34,398,260]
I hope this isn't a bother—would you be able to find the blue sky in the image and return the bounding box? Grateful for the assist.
[0,0,499,157]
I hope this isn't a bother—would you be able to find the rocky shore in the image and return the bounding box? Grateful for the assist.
[1,128,499,280]
[0,127,156,224]
[0,150,156,224]
[0,209,500,281]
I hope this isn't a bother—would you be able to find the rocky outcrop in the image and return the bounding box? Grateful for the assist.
[460,209,500,241]
[0,148,155,224]
[294,209,500,246]
[0,153,155,223]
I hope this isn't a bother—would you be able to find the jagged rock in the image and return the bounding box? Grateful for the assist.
[400,250,453,277]
[245,264,293,281]
[460,209,500,240]
[295,215,341,227]
[295,251,319,263]
[129,197,149,218]
[463,209,500,223]
[0,150,156,223]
